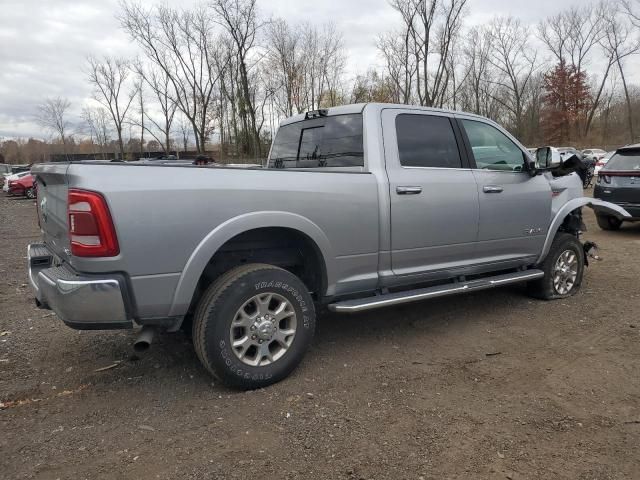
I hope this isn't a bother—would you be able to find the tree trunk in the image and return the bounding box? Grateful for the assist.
[584,61,613,137]
[117,129,125,160]
[617,56,634,142]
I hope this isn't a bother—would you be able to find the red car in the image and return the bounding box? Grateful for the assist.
[8,173,36,199]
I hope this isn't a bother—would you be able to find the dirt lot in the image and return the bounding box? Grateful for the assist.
[1,192,639,480]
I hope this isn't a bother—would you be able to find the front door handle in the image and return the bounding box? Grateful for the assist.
[396,186,422,195]
[483,185,504,193]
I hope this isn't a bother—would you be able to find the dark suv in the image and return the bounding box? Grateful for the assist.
[594,144,640,230]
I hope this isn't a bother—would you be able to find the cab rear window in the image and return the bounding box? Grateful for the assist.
[268,114,364,168]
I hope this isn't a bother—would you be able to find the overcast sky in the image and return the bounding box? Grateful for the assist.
[0,0,630,139]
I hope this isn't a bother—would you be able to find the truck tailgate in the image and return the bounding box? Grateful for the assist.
[32,163,71,262]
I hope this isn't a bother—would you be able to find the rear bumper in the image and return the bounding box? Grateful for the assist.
[28,243,133,330]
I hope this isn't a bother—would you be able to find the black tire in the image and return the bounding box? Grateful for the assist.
[25,187,36,199]
[192,263,316,389]
[528,233,585,300]
[596,213,622,231]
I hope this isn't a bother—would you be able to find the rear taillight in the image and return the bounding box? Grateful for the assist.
[68,189,119,257]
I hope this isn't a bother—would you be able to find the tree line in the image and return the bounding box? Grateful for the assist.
[3,0,640,165]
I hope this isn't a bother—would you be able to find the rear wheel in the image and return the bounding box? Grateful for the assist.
[192,263,316,389]
[528,233,585,300]
[596,213,622,231]
[25,187,36,199]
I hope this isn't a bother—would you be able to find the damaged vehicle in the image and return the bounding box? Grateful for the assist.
[27,103,629,389]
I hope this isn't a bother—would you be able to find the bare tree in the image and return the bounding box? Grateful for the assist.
[266,18,303,117]
[622,0,640,26]
[377,30,415,103]
[487,16,539,138]
[302,23,346,110]
[132,61,178,153]
[176,115,192,153]
[459,26,494,116]
[600,8,640,142]
[36,97,72,149]
[82,106,111,159]
[380,0,467,108]
[119,2,225,153]
[211,0,262,156]
[538,4,604,73]
[86,56,136,158]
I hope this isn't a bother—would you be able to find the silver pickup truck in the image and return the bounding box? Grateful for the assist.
[28,103,628,389]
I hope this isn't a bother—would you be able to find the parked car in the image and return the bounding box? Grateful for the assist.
[0,164,11,176]
[582,148,607,163]
[8,173,35,198]
[593,144,640,230]
[594,150,615,176]
[28,103,628,389]
[557,147,580,160]
[8,164,32,174]
[3,170,31,193]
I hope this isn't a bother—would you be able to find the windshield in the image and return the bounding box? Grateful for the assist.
[268,114,364,169]
[603,151,640,171]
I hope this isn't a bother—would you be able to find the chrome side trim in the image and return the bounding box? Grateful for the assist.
[328,270,544,313]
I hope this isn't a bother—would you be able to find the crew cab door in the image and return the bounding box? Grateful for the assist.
[456,116,551,262]
[382,109,479,276]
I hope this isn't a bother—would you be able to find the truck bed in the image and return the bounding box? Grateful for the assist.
[32,161,381,320]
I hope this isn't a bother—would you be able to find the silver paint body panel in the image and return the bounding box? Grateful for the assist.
[29,103,629,325]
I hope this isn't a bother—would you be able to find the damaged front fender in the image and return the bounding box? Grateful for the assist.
[536,197,630,264]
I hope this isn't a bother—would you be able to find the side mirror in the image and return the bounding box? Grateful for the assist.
[535,146,562,169]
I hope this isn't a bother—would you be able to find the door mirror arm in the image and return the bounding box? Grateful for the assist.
[524,152,539,177]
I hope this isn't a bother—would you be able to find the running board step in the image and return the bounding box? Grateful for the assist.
[328,269,544,313]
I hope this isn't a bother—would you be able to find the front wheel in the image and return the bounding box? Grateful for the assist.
[528,233,585,300]
[192,263,316,389]
[25,187,36,199]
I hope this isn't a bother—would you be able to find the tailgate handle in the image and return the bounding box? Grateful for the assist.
[396,186,422,195]
[483,185,504,193]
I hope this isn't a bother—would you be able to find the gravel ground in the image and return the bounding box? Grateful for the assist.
[1,192,639,480]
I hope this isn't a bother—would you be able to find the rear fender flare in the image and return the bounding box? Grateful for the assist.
[537,198,630,264]
[168,211,334,317]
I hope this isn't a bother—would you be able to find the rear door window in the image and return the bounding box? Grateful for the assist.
[268,114,364,168]
[395,114,462,168]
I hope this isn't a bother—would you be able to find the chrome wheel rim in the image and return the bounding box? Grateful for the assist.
[553,249,578,295]
[229,292,297,367]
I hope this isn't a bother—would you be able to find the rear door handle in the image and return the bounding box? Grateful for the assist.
[396,186,422,195]
[483,185,504,193]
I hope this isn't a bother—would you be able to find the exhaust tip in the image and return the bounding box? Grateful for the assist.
[133,326,155,354]
[133,340,151,353]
